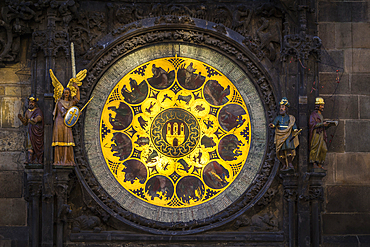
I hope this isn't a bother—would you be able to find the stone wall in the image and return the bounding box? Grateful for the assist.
[318,0,370,241]
[0,44,30,245]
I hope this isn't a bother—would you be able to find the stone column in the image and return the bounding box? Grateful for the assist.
[309,172,325,247]
[25,168,43,247]
[282,173,298,247]
[54,167,73,247]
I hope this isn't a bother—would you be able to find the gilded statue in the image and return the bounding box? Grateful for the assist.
[50,69,87,166]
[18,94,44,164]
[269,97,300,172]
[309,97,337,170]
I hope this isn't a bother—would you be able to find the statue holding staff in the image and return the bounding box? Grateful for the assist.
[269,97,300,172]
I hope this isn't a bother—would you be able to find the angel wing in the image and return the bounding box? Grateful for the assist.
[67,69,87,98]
[49,69,64,103]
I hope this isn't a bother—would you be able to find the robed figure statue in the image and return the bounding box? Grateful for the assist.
[309,97,336,170]
[50,69,87,166]
[269,98,300,172]
[18,94,44,164]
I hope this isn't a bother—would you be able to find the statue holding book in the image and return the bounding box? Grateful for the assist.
[309,97,337,170]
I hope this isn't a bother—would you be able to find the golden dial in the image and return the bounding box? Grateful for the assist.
[100,57,251,208]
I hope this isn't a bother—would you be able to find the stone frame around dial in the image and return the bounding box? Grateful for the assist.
[75,26,278,235]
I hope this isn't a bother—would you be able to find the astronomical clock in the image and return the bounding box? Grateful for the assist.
[83,44,268,233]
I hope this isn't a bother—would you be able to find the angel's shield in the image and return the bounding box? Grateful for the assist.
[64,106,80,127]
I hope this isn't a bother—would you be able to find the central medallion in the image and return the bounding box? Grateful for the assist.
[151,108,200,158]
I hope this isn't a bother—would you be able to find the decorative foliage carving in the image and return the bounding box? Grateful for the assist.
[309,187,324,201]
[72,215,102,233]
[299,187,323,201]
[281,33,322,61]
[257,188,277,206]
[284,189,297,202]
[0,2,289,65]
[0,1,41,64]
[243,17,282,61]
[70,11,107,59]
[24,182,42,202]
[233,213,278,231]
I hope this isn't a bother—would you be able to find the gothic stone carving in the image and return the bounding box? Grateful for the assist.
[233,213,278,231]
[281,33,322,61]
[1,2,287,65]
[72,215,102,233]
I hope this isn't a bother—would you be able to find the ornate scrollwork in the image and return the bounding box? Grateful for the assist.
[284,189,297,202]
[257,187,278,206]
[299,187,324,201]
[281,34,322,61]
[233,213,278,231]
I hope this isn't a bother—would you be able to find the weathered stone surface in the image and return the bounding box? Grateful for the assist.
[319,50,344,73]
[346,49,370,73]
[0,236,11,247]
[352,74,370,96]
[0,198,27,226]
[0,86,4,95]
[344,49,353,73]
[0,130,24,152]
[360,96,370,119]
[326,185,370,212]
[319,23,336,49]
[0,152,25,171]
[4,86,22,97]
[323,213,370,234]
[335,152,370,184]
[326,120,344,152]
[322,153,335,184]
[0,171,22,198]
[0,65,22,84]
[0,227,28,247]
[318,2,368,22]
[323,235,370,247]
[0,97,23,128]
[321,96,358,119]
[353,23,370,48]
[335,23,352,49]
[21,86,31,98]
[319,73,349,95]
[345,121,370,152]
[351,2,369,22]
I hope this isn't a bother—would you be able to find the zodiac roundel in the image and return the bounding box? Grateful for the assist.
[100,57,252,208]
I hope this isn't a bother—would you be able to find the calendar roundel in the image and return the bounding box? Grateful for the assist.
[99,57,252,208]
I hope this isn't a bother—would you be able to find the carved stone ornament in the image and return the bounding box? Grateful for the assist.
[281,33,322,61]
[234,213,278,231]
[73,25,278,235]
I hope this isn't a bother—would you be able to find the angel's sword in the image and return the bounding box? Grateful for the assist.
[71,42,76,78]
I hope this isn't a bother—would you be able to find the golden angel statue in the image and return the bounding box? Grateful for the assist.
[50,68,87,166]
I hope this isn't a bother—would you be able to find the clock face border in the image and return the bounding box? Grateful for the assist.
[74,25,279,234]
[84,43,267,223]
